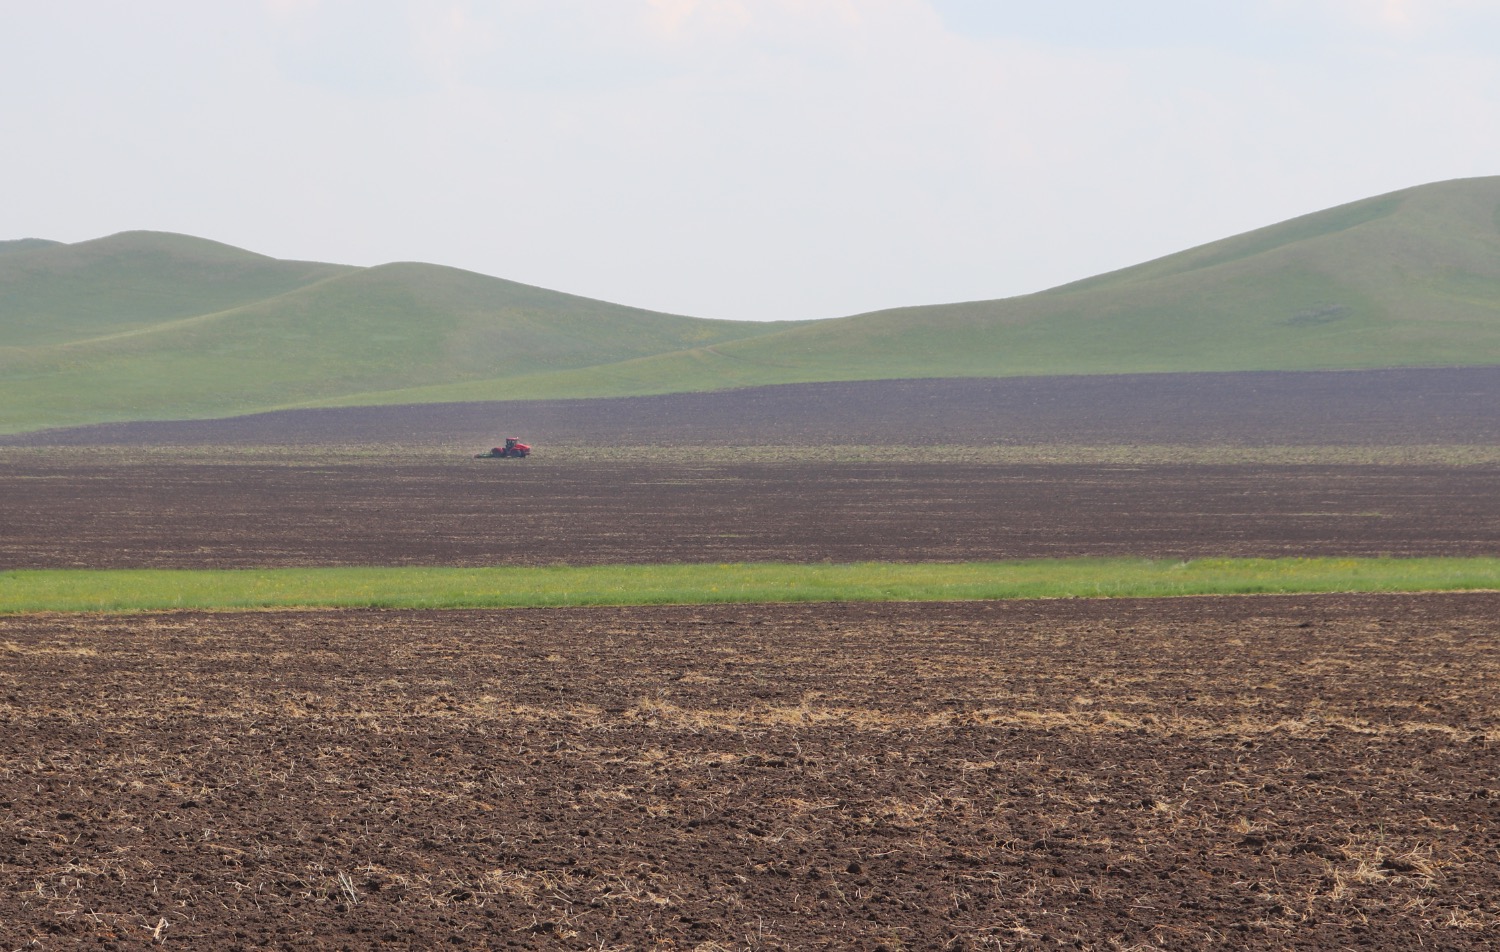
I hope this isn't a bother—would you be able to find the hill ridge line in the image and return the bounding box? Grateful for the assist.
[4,175,1499,433]
[48,269,369,351]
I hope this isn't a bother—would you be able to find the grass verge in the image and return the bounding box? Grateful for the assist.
[3,557,1498,615]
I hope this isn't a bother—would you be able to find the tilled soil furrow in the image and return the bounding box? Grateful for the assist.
[3,595,1497,948]
[2,460,1498,568]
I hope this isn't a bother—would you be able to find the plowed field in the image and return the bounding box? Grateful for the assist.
[5,368,1497,947]
[4,458,1499,568]
[4,595,1497,949]
[7,368,1499,448]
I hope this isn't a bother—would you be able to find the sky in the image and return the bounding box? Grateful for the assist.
[5,0,1499,321]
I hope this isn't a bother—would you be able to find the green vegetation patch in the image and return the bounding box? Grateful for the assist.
[3,558,1497,615]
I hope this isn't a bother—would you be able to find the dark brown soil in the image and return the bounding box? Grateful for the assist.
[3,595,1497,949]
[6,367,1500,448]
[3,457,1497,569]
[5,366,1496,948]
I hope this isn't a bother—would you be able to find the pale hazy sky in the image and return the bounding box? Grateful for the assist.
[6,1,1498,320]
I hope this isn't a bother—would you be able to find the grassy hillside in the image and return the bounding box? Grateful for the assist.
[0,232,355,348]
[355,176,1500,404]
[0,236,800,433]
[0,238,62,255]
[3,176,1499,432]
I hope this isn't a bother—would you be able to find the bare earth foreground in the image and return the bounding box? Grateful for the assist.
[3,595,1498,950]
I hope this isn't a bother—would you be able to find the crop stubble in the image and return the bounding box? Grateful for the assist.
[3,595,1498,949]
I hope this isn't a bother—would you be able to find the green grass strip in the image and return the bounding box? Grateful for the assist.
[2,558,1499,615]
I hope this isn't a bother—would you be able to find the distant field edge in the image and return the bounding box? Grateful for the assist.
[3,557,1499,615]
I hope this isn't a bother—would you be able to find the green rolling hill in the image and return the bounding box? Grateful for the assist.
[3,176,1499,433]
[0,234,803,433]
[373,174,1499,405]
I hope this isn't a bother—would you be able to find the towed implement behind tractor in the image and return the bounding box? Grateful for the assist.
[475,437,532,459]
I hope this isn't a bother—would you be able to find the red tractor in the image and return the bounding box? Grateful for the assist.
[475,437,531,459]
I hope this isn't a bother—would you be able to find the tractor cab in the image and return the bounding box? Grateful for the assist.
[475,437,532,459]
